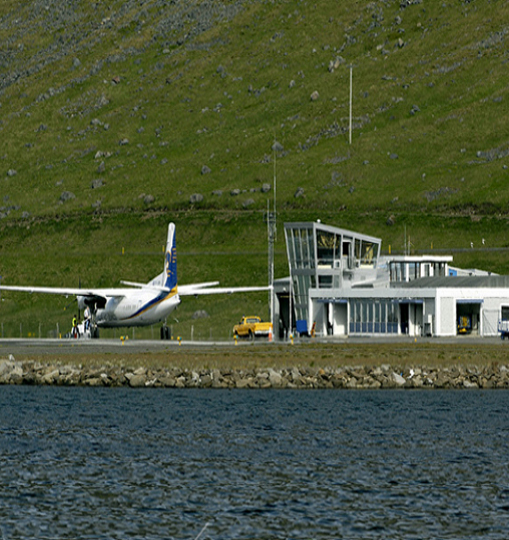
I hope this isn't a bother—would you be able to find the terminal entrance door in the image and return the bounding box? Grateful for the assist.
[400,303,409,335]
[399,301,424,336]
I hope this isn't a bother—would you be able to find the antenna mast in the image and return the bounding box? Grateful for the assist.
[349,64,353,145]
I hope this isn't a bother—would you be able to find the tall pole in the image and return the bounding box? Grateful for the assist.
[268,199,274,319]
[349,64,353,145]
[268,141,277,332]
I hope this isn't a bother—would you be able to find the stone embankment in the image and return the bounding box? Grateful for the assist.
[1,358,509,389]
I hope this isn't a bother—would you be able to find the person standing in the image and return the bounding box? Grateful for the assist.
[84,305,91,332]
[72,315,80,338]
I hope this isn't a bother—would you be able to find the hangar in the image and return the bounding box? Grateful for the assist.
[273,221,507,339]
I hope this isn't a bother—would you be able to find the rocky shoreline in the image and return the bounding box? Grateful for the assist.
[1,357,509,389]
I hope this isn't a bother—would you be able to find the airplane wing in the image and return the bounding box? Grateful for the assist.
[0,281,264,298]
[0,284,131,299]
[178,284,270,296]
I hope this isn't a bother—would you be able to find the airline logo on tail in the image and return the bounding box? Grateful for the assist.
[164,223,177,291]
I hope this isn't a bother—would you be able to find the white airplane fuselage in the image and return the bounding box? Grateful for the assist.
[91,291,181,328]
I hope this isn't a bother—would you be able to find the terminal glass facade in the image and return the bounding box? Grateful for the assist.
[349,299,399,334]
[286,226,316,322]
[285,222,382,324]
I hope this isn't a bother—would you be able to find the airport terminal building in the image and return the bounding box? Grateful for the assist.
[274,221,509,339]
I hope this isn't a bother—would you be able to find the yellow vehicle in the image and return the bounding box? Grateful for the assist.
[233,316,273,340]
[457,315,472,334]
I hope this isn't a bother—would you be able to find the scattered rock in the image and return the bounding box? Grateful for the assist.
[424,187,458,202]
[390,372,406,386]
[272,141,284,153]
[192,310,209,319]
[128,374,147,388]
[310,90,320,101]
[328,56,345,72]
[190,193,204,204]
[59,191,75,202]
[294,187,305,198]
[201,165,211,175]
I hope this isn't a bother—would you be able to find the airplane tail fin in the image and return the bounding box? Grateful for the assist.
[164,223,177,291]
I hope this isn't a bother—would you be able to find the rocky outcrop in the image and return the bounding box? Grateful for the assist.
[0,358,508,389]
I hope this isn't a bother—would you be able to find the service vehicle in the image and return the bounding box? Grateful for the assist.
[233,316,273,340]
[457,315,472,335]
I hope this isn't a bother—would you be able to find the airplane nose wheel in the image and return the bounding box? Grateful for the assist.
[160,326,171,340]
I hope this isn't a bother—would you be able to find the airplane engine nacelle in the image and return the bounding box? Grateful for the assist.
[77,295,107,311]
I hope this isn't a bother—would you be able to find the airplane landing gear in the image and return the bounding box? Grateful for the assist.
[160,326,171,340]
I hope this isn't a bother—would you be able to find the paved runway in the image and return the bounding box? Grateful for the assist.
[0,335,506,358]
[0,337,236,357]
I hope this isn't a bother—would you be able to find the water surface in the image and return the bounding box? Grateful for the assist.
[0,388,508,539]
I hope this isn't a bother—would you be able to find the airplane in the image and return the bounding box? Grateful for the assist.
[0,222,269,338]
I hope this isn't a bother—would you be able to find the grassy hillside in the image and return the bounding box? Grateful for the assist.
[1,0,509,338]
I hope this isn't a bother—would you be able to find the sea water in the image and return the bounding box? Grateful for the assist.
[0,387,508,539]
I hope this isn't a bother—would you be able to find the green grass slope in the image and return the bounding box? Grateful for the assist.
[1,0,509,338]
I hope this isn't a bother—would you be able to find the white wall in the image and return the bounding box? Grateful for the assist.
[438,296,456,336]
[481,296,505,336]
[423,298,435,336]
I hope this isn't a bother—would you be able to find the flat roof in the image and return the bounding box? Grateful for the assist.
[394,275,509,289]
[387,255,453,263]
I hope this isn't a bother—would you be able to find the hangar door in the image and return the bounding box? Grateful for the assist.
[456,300,482,336]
